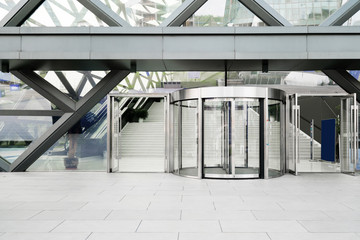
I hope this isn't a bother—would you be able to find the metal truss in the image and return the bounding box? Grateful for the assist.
[9,70,129,172]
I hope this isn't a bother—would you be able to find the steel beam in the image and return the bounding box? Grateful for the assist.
[322,70,360,103]
[76,0,131,27]
[0,110,63,116]
[0,157,10,172]
[160,0,208,27]
[11,70,76,112]
[55,71,78,101]
[238,0,292,26]
[10,70,130,172]
[320,0,360,26]
[0,0,45,27]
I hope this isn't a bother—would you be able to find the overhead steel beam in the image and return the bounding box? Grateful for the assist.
[320,0,360,26]
[10,70,130,172]
[160,0,208,27]
[238,0,292,26]
[55,71,78,101]
[0,110,63,116]
[1,27,360,71]
[0,0,45,27]
[76,0,131,27]
[322,70,360,103]
[11,71,76,112]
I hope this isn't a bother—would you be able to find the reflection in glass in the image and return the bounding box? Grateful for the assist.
[100,0,182,27]
[179,100,198,177]
[0,72,51,110]
[28,99,108,171]
[0,116,53,163]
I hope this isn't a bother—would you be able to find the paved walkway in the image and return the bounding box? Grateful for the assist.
[0,172,359,240]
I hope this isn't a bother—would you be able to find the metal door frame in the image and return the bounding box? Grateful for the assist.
[107,93,169,173]
[287,93,358,175]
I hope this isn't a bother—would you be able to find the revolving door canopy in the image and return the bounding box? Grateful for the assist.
[170,87,286,179]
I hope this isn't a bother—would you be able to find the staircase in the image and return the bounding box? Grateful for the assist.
[118,101,165,172]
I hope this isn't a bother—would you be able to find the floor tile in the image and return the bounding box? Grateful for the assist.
[87,233,178,240]
[31,210,110,220]
[14,202,87,211]
[52,220,140,232]
[179,233,271,240]
[220,220,307,233]
[0,221,62,233]
[252,210,331,220]
[0,210,40,220]
[106,210,181,220]
[137,220,221,233]
[268,233,360,240]
[299,220,360,233]
[181,210,256,220]
[0,233,90,240]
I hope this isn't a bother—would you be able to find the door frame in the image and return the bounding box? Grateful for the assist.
[107,93,169,173]
[287,93,358,175]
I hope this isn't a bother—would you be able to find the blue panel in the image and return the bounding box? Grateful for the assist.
[321,119,336,162]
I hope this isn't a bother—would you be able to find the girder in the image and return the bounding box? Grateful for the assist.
[0,27,360,71]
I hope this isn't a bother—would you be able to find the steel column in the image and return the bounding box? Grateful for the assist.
[55,71,78,101]
[160,0,208,27]
[320,0,360,26]
[238,0,292,26]
[77,0,131,27]
[0,0,45,27]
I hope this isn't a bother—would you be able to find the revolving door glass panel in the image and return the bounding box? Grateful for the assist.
[179,100,199,177]
[204,99,260,178]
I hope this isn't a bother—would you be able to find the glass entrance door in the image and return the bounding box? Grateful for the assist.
[108,96,166,173]
[340,95,358,175]
[203,99,260,178]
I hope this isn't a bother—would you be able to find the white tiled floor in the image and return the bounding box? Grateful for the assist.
[0,172,359,240]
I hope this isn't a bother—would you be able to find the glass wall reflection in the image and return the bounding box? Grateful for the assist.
[28,99,108,171]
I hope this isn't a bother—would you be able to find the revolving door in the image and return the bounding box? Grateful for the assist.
[171,87,286,179]
[203,99,260,178]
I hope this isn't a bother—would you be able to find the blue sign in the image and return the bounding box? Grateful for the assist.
[10,84,20,91]
[321,119,336,162]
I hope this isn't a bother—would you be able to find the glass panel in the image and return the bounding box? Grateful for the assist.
[173,102,179,173]
[0,72,52,110]
[264,0,341,26]
[268,99,281,177]
[0,116,53,163]
[116,97,165,172]
[204,100,228,175]
[344,9,360,26]
[0,0,21,22]
[99,0,182,27]
[28,99,108,171]
[340,97,357,174]
[234,99,260,176]
[22,0,107,27]
[288,95,296,173]
[179,99,198,177]
[185,0,264,27]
